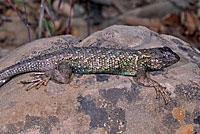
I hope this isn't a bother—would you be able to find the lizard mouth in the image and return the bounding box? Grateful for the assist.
[160,47,180,66]
[174,52,180,62]
[167,50,180,65]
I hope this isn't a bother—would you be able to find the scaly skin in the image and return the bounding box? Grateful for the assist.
[0,47,180,103]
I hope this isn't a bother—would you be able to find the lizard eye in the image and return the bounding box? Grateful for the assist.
[164,53,170,60]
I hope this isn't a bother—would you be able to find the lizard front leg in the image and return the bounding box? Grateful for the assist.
[134,70,171,104]
[21,61,73,90]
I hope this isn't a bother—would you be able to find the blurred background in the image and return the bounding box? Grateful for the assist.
[0,0,200,58]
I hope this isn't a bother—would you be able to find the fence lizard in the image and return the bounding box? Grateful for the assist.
[0,47,180,104]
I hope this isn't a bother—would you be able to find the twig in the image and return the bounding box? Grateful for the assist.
[86,0,90,36]
[38,0,45,38]
[45,5,56,35]
[8,0,32,41]
[43,18,51,36]
[23,0,32,41]
[66,0,72,34]
[56,0,62,17]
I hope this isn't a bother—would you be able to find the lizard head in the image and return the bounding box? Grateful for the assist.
[145,47,180,71]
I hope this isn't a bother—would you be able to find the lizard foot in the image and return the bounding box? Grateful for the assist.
[20,61,73,91]
[20,73,50,91]
[134,71,171,104]
[154,85,171,105]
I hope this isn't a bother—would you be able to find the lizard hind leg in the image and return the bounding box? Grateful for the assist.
[134,71,171,104]
[47,61,73,84]
[21,61,73,90]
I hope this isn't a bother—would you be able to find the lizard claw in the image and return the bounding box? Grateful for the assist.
[20,73,50,91]
[29,72,45,77]
[155,89,161,99]
[154,86,171,104]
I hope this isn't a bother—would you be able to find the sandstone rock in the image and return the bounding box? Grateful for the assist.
[0,25,199,134]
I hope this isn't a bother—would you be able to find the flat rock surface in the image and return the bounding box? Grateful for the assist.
[0,25,199,134]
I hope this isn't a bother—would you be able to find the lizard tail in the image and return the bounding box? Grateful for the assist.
[0,59,50,86]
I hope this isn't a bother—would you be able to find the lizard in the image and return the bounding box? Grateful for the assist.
[0,46,180,104]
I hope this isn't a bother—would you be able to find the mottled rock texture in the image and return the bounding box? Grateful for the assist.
[0,25,199,134]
